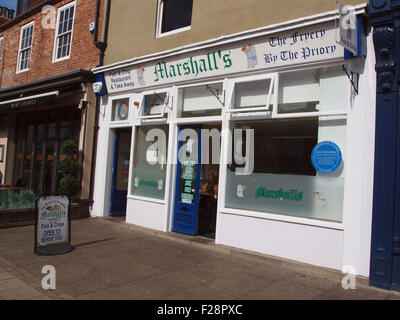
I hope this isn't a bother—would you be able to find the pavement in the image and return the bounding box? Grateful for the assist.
[0,217,399,300]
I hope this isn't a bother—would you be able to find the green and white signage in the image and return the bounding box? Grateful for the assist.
[104,21,344,94]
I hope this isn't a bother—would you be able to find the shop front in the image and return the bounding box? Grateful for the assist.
[92,7,376,276]
[0,69,96,205]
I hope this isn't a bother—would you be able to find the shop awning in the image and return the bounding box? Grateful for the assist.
[0,90,59,110]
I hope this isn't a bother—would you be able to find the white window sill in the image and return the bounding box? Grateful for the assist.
[156,25,191,38]
[127,195,166,205]
[53,55,71,63]
[220,207,344,231]
[16,68,29,75]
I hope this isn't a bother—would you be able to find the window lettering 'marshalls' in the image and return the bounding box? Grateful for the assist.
[154,50,233,82]
[255,187,303,201]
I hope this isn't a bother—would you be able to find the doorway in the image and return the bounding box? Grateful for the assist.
[172,124,221,239]
[110,129,132,216]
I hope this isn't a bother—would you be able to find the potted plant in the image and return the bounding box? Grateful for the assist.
[59,139,80,201]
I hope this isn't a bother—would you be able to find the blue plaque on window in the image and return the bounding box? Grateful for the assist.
[311,141,342,174]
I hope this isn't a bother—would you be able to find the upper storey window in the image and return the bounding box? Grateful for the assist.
[156,0,193,37]
[17,22,34,73]
[53,1,76,62]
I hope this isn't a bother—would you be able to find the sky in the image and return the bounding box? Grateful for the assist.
[0,0,17,11]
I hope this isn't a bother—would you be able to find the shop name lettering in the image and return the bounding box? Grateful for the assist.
[255,188,303,201]
[154,50,232,82]
[109,70,135,90]
[11,98,37,109]
[139,179,158,187]
[264,29,337,63]
[41,210,66,218]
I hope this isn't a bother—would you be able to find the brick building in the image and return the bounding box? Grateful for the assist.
[0,0,108,209]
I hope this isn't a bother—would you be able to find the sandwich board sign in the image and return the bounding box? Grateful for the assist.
[34,196,73,255]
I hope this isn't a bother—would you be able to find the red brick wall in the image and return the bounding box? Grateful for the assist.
[0,0,104,88]
[28,0,50,11]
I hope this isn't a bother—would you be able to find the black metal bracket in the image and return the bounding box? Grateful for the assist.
[206,85,225,106]
[342,64,359,95]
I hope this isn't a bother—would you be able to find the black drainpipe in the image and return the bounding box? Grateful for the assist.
[89,0,111,206]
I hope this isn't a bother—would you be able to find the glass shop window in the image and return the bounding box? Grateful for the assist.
[131,125,169,200]
[138,92,169,119]
[177,83,223,118]
[111,98,130,122]
[225,117,347,222]
[279,65,349,113]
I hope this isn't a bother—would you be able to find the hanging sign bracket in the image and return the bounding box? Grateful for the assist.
[342,64,359,95]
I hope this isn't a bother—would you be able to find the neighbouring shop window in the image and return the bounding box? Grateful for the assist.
[232,77,274,112]
[131,125,169,200]
[111,98,130,122]
[14,112,81,196]
[53,1,75,61]
[279,65,349,113]
[139,92,168,118]
[17,22,34,73]
[177,83,223,118]
[158,0,193,36]
[225,117,347,222]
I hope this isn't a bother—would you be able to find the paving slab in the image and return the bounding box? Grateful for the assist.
[244,282,324,300]
[76,282,155,300]
[132,271,203,297]
[313,284,392,300]
[0,286,45,300]
[161,284,238,300]
[203,273,271,298]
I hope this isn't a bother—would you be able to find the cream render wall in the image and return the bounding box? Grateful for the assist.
[104,0,367,65]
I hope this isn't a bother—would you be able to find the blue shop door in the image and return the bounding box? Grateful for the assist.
[110,130,131,216]
[172,126,202,235]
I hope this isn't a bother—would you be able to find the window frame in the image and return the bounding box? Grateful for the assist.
[52,1,76,63]
[110,95,131,123]
[175,80,225,121]
[16,21,34,74]
[226,73,278,114]
[220,64,352,226]
[130,123,170,201]
[156,0,193,38]
[137,89,170,120]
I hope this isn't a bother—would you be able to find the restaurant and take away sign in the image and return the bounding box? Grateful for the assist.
[104,21,345,94]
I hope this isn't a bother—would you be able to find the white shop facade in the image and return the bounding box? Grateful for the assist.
[92,7,376,276]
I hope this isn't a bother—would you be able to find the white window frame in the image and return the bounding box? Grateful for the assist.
[226,73,278,114]
[0,37,3,60]
[52,1,76,63]
[110,95,131,124]
[137,89,170,119]
[174,80,225,122]
[16,21,34,74]
[156,0,192,38]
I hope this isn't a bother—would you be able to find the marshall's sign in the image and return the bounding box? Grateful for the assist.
[104,21,346,94]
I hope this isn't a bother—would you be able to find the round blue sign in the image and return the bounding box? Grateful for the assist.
[311,141,342,174]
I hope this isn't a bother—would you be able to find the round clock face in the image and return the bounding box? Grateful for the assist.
[118,103,129,120]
